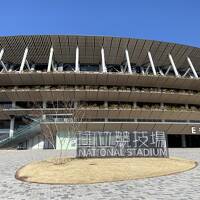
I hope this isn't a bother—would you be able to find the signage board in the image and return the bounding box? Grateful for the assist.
[77,131,169,158]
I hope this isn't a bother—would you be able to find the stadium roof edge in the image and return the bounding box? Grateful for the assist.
[0,35,199,70]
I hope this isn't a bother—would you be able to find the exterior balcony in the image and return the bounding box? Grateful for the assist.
[1,86,200,105]
[40,120,199,135]
[1,105,200,122]
[0,72,200,91]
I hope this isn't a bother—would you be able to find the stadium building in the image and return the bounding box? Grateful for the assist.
[0,35,200,151]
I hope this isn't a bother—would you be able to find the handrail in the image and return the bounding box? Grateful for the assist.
[14,121,39,135]
[0,120,40,146]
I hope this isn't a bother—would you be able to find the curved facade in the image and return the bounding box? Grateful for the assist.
[0,35,200,149]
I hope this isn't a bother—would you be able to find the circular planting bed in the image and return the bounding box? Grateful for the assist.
[16,157,197,184]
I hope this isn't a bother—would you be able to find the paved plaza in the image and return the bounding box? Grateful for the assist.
[0,149,199,200]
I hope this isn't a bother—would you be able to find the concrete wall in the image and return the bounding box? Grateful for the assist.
[26,135,54,150]
[56,131,77,150]
[24,132,77,152]
[27,135,44,149]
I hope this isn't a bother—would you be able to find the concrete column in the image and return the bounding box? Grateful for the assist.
[47,47,54,72]
[74,101,78,109]
[187,57,198,78]
[53,63,57,72]
[12,101,16,108]
[148,51,157,76]
[181,135,187,148]
[169,54,179,77]
[75,46,80,72]
[161,103,165,122]
[125,49,132,74]
[58,64,63,72]
[42,102,46,120]
[19,47,29,72]
[9,117,15,138]
[31,64,35,71]
[133,102,138,121]
[104,101,108,108]
[101,47,107,73]
[0,49,7,72]
[104,101,108,122]
[0,49,4,60]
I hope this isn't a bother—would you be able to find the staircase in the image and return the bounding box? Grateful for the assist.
[0,119,41,148]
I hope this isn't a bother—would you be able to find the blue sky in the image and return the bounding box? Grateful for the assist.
[1,0,199,47]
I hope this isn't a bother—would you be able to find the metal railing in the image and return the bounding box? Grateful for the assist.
[0,120,40,146]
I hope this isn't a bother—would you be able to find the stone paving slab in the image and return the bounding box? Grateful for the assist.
[0,149,199,200]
